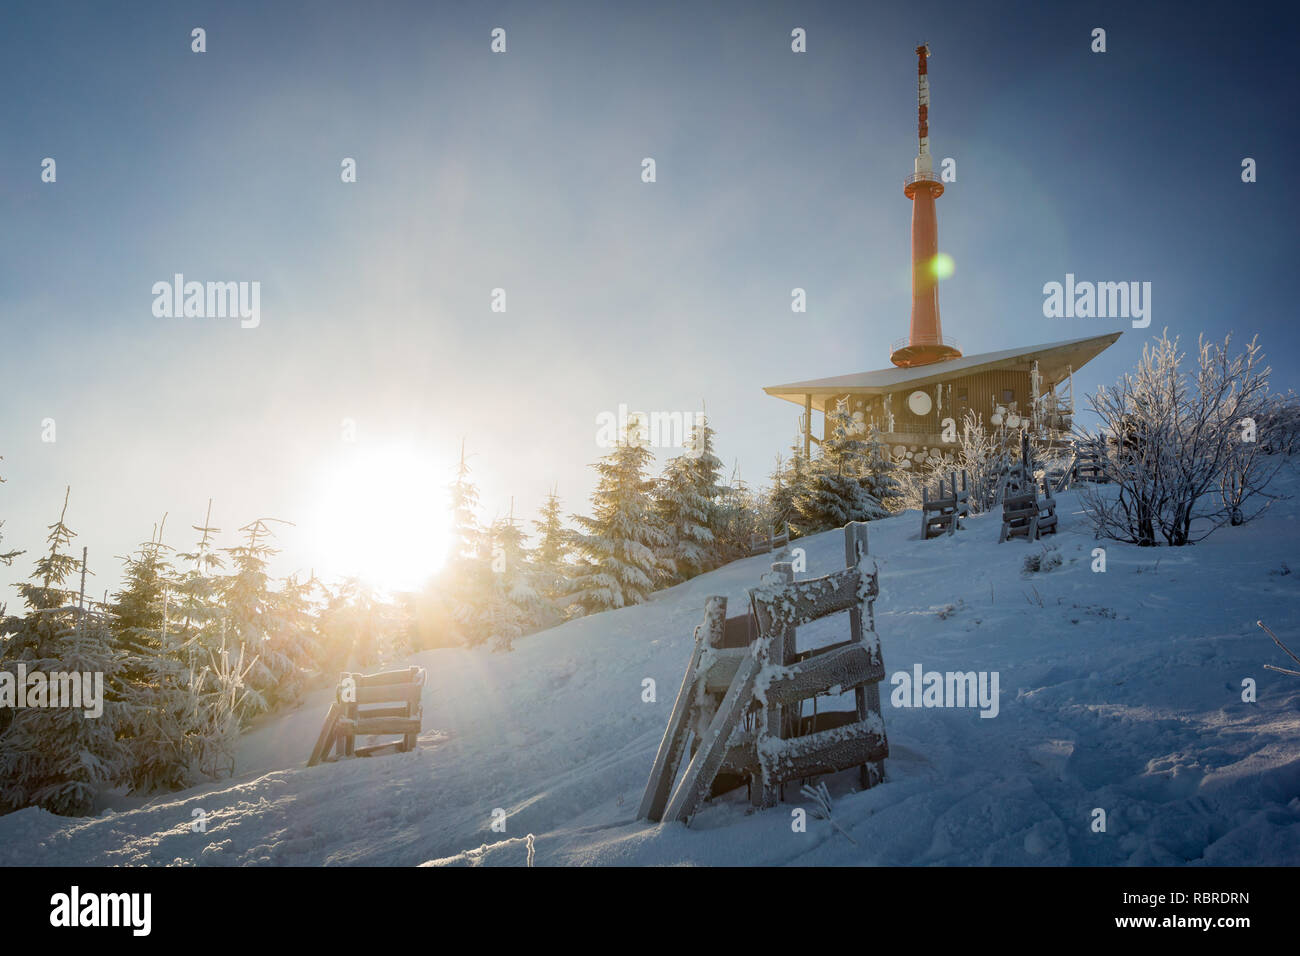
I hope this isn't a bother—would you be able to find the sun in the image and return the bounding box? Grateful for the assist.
[306,443,451,594]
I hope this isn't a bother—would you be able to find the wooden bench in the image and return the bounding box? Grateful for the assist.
[307,666,425,766]
[749,522,791,556]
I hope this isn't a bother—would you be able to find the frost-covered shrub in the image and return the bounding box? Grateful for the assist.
[1259,392,1300,456]
[950,409,1054,515]
[1081,331,1283,546]
[1022,546,1062,574]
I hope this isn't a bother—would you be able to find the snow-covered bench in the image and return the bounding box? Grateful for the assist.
[306,666,425,766]
[749,522,791,556]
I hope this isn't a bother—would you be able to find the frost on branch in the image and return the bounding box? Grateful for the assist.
[1080,330,1283,546]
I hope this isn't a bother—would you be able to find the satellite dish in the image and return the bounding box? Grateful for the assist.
[907,390,933,416]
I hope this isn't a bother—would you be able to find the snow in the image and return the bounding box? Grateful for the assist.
[4,464,1300,866]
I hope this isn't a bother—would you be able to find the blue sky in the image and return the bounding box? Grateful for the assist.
[2,0,1298,594]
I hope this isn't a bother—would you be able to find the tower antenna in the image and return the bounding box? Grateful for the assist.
[891,44,962,369]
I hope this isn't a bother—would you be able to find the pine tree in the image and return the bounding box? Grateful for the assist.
[0,489,129,815]
[655,455,715,583]
[686,412,726,522]
[656,412,726,582]
[768,437,810,536]
[567,423,671,613]
[481,506,547,651]
[435,442,496,646]
[269,571,318,702]
[168,502,241,781]
[791,404,889,536]
[174,502,225,653]
[712,464,759,564]
[219,518,311,718]
[106,501,275,788]
[317,577,384,673]
[447,440,486,568]
[531,487,570,606]
[112,521,174,671]
[188,631,256,780]
[173,501,228,698]
[859,426,903,513]
[111,519,199,793]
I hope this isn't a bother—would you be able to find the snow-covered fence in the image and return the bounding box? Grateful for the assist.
[307,666,425,766]
[638,522,889,824]
[421,833,536,867]
[998,435,1058,543]
[921,470,969,539]
[1071,438,1108,485]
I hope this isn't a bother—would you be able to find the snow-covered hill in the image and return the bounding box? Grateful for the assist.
[5,468,1300,866]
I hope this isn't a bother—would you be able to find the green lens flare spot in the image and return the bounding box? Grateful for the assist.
[931,253,955,280]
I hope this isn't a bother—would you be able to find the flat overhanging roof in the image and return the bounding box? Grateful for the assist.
[763,331,1122,411]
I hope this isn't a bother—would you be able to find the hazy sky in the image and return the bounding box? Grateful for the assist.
[3,0,1298,595]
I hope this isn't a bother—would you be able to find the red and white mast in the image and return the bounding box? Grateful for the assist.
[890,44,962,368]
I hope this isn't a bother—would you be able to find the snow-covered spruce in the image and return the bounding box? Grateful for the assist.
[566,423,672,614]
[0,490,130,815]
[791,404,892,536]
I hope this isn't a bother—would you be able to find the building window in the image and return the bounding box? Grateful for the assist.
[1001,388,1015,404]
[957,387,969,404]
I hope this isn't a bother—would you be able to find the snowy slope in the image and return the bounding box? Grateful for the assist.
[4,465,1300,866]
